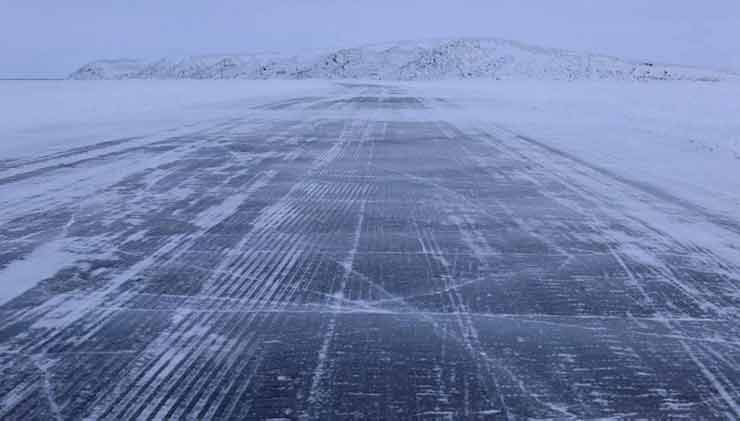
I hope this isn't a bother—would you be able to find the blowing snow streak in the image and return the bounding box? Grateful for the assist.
[0,83,739,419]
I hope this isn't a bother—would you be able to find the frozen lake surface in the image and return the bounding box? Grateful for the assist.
[1,81,739,419]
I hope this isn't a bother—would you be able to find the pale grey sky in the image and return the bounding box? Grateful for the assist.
[2,0,740,78]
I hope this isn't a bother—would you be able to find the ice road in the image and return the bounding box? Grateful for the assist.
[1,82,739,420]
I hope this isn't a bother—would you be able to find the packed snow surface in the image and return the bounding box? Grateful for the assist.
[69,38,732,81]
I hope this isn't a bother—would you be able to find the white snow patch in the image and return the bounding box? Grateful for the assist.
[412,79,740,221]
[192,171,277,228]
[0,239,76,305]
[0,79,332,159]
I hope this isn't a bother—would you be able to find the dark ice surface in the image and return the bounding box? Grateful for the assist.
[1,84,739,420]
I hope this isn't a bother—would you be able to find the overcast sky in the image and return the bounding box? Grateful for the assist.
[2,0,740,78]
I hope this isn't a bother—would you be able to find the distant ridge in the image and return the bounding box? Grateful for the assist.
[70,38,730,82]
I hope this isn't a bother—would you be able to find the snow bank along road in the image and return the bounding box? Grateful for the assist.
[1,82,739,420]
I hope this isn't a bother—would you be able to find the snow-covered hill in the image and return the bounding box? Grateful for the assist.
[69,38,730,81]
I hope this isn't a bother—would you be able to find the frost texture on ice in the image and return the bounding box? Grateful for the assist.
[1,82,740,419]
[69,38,731,82]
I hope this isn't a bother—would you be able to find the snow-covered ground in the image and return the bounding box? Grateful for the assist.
[69,38,733,82]
[408,79,740,221]
[3,78,739,219]
[0,79,333,159]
